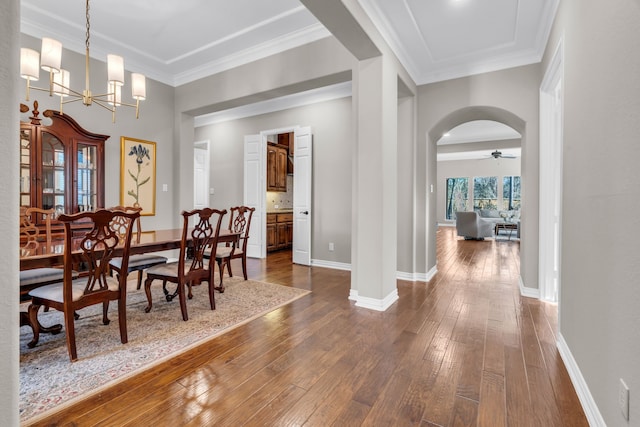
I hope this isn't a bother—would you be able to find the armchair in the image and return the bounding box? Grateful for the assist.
[455,211,494,240]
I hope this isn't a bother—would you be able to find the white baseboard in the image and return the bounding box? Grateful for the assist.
[557,333,606,427]
[397,265,438,283]
[351,288,399,311]
[310,259,351,271]
[519,276,540,299]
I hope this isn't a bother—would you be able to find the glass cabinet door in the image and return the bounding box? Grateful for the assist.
[40,131,65,213]
[76,143,98,212]
[20,129,32,207]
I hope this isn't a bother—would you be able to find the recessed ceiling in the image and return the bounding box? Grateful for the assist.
[437,121,522,161]
[20,0,559,87]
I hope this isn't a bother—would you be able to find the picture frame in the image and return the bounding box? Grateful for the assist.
[120,136,156,216]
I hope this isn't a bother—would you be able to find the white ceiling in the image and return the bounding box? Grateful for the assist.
[20,0,559,87]
[20,0,555,147]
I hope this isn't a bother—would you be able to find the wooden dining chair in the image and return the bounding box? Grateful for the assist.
[20,207,66,297]
[143,208,226,321]
[108,205,168,290]
[27,208,139,361]
[209,206,255,287]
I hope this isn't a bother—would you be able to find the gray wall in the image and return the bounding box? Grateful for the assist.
[1,0,20,424]
[417,64,541,288]
[437,158,522,224]
[543,0,640,424]
[19,35,177,232]
[194,97,353,264]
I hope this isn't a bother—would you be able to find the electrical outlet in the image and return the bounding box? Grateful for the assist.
[329,242,334,251]
[619,378,630,421]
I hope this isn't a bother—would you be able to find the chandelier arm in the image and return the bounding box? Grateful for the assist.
[20,0,144,121]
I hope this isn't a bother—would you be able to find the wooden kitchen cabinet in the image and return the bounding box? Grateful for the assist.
[266,143,287,192]
[267,212,293,251]
[20,103,108,224]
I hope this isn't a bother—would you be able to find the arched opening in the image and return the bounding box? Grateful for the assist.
[425,106,535,294]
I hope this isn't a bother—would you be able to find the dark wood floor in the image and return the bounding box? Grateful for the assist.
[26,227,589,426]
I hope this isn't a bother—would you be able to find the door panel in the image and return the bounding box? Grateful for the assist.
[293,127,312,265]
[244,134,264,258]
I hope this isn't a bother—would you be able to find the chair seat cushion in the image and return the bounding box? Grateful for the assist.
[28,276,120,303]
[110,254,168,271]
[19,268,79,287]
[215,247,244,259]
[145,261,211,279]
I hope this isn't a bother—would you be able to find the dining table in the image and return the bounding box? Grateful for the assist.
[19,228,240,344]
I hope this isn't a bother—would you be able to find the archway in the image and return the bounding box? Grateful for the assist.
[426,105,537,297]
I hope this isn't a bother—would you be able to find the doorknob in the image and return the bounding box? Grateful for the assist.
[300,210,309,215]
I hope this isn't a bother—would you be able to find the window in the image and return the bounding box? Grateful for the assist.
[473,176,498,210]
[502,176,521,210]
[445,177,469,220]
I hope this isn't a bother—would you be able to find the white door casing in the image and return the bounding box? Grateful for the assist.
[293,126,312,265]
[539,38,564,303]
[244,134,264,258]
[193,141,210,210]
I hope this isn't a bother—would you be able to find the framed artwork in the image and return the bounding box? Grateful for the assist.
[120,136,156,216]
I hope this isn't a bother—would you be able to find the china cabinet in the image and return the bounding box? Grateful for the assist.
[20,102,108,224]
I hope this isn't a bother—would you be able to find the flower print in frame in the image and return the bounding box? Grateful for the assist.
[120,136,156,215]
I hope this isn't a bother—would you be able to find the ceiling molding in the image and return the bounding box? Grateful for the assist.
[194,81,352,127]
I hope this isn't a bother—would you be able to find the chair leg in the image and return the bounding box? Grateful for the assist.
[216,258,226,293]
[118,297,128,344]
[26,303,42,349]
[144,276,154,313]
[241,255,248,280]
[64,309,78,361]
[102,301,110,325]
[226,259,233,277]
[208,280,216,311]
[178,282,189,321]
[137,270,143,290]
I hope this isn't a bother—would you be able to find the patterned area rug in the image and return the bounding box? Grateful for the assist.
[19,277,310,423]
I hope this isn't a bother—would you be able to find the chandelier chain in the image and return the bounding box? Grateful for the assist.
[85,0,90,51]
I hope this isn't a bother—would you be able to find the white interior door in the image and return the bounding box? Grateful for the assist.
[293,127,312,265]
[193,141,209,210]
[244,134,265,258]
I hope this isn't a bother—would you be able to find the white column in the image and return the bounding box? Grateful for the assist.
[350,55,398,311]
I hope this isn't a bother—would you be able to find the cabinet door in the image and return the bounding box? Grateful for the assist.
[20,128,34,208]
[286,221,293,247]
[38,130,67,214]
[276,147,287,191]
[266,223,277,251]
[277,222,288,248]
[266,145,277,191]
[74,142,102,212]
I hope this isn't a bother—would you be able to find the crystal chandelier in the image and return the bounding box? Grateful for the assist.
[19,0,146,123]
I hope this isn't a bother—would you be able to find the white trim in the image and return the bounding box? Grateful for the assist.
[438,222,456,227]
[310,259,351,271]
[353,289,399,312]
[397,265,437,283]
[519,276,540,299]
[194,82,352,127]
[557,334,606,427]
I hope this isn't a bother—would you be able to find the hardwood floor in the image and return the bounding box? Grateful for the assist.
[28,227,588,426]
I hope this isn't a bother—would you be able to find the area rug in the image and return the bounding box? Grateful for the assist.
[19,276,310,423]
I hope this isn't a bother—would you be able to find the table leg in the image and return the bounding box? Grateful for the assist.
[20,311,62,348]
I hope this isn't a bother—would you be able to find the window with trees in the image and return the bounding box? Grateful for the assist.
[473,176,498,210]
[445,177,469,220]
[502,176,521,210]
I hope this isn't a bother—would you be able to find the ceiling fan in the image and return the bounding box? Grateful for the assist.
[485,149,517,159]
